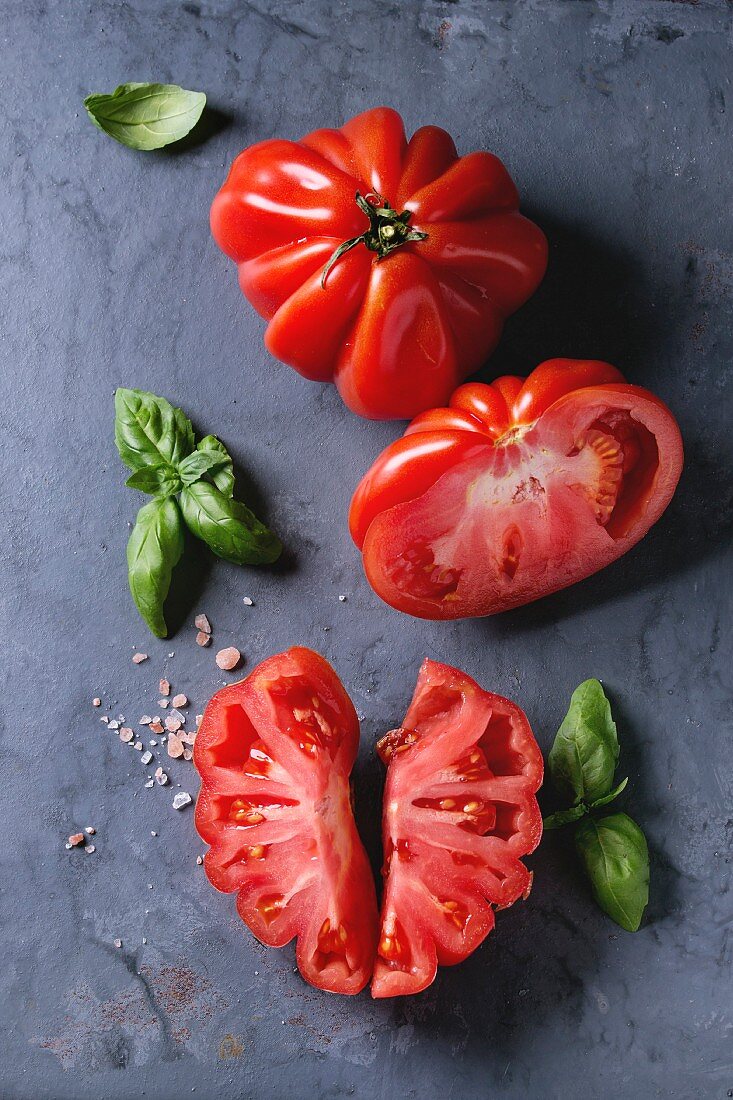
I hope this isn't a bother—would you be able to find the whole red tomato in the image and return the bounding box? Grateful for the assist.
[211,107,547,419]
[350,359,684,618]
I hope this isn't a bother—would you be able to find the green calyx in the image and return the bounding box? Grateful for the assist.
[320,191,428,288]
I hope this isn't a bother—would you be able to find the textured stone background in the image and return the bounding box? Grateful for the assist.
[1,1,731,1098]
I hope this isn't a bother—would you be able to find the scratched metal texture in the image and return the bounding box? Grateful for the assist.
[1,1,731,1097]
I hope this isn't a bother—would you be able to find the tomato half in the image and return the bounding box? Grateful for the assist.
[194,647,379,994]
[211,106,547,419]
[373,659,542,998]
[350,359,684,619]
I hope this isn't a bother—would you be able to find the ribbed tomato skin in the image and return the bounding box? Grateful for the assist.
[211,107,547,419]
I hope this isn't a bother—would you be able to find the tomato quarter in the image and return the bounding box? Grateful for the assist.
[194,647,378,994]
[350,359,684,619]
[373,659,543,998]
[211,106,547,419]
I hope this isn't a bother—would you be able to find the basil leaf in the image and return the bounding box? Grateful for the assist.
[126,497,185,637]
[84,83,206,151]
[177,449,230,487]
[115,388,195,471]
[196,435,234,496]
[590,776,629,810]
[180,480,281,566]
[548,679,619,805]
[575,813,649,932]
[543,805,588,831]
[126,462,181,497]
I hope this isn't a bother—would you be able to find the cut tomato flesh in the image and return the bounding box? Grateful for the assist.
[360,384,683,619]
[194,647,378,995]
[372,660,543,998]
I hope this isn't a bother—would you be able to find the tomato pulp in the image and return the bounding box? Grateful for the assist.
[211,106,547,419]
[194,647,378,994]
[373,659,543,997]
[350,359,684,619]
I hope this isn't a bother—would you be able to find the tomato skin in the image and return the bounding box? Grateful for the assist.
[372,659,543,998]
[211,107,547,420]
[350,359,684,619]
[194,647,378,995]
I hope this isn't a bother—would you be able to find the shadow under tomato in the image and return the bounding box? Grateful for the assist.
[494,209,655,381]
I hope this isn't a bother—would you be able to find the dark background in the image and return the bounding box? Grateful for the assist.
[1,1,731,1098]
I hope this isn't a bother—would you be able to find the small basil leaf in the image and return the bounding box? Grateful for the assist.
[177,449,229,487]
[196,435,234,496]
[126,497,185,637]
[575,813,649,932]
[84,83,206,151]
[543,805,588,831]
[115,388,195,471]
[590,776,629,810]
[125,462,181,497]
[548,679,619,805]
[180,480,281,566]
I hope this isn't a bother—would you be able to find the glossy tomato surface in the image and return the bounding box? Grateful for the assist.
[211,106,547,419]
[194,647,378,994]
[373,659,542,998]
[350,359,684,619]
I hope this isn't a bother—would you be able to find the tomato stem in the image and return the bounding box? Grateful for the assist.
[320,191,428,288]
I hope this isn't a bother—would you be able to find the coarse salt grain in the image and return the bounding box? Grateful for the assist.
[85,827,96,835]
[68,833,84,847]
[167,734,184,759]
[159,679,170,696]
[165,716,182,732]
[132,653,148,664]
[108,720,120,730]
[139,715,152,725]
[93,698,101,707]
[196,855,204,865]
[155,768,169,786]
[338,594,347,602]
[144,779,154,788]
[141,751,153,765]
[114,938,122,948]
[158,699,169,708]
[119,728,134,743]
[183,749,193,761]
[134,741,143,751]
[172,792,192,810]
[100,716,109,724]
[172,693,187,708]
[196,631,211,647]
[216,647,241,671]
[194,614,211,634]
[242,596,253,606]
[149,720,164,734]
[85,845,96,854]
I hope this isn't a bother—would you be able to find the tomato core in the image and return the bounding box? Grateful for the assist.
[320,191,428,286]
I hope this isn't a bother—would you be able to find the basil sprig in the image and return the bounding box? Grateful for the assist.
[84,83,206,151]
[544,679,650,932]
[115,388,281,637]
